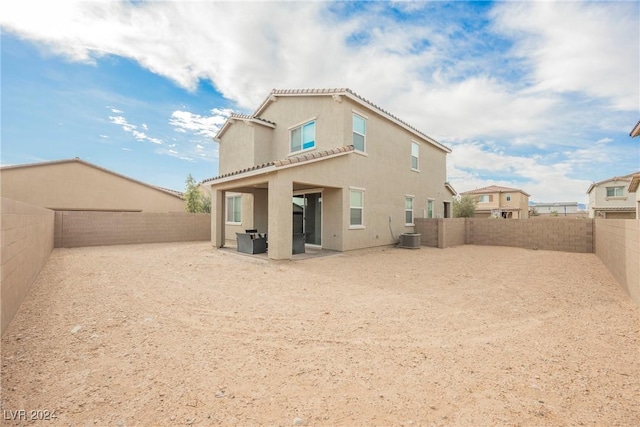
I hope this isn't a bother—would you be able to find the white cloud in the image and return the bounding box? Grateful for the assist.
[449,140,595,204]
[168,108,233,140]
[490,1,639,111]
[108,114,164,145]
[2,1,636,200]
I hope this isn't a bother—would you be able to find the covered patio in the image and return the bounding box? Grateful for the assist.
[206,149,354,260]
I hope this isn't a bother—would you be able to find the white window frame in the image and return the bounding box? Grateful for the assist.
[405,195,415,226]
[289,118,316,155]
[478,195,490,203]
[506,193,511,202]
[606,186,624,197]
[352,111,367,153]
[225,194,242,225]
[349,187,365,229]
[427,199,434,218]
[411,141,419,171]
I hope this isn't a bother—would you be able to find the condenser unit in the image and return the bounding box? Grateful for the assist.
[399,233,421,249]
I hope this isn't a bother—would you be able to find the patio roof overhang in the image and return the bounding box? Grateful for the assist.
[202,145,355,188]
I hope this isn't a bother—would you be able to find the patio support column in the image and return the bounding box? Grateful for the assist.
[268,173,293,260]
[211,189,225,248]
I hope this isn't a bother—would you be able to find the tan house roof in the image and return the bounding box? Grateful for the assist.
[0,158,184,200]
[215,88,451,154]
[462,185,531,197]
[201,145,355,184]
[630,120,640,138]
[586,172,639,194]
[216,113,276,140]
[628,174,640,193]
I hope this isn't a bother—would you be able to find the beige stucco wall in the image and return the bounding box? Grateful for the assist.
[473,191,529,218]
[211,93,452,258]
[0,161,185,212]
[1,198,54,335]
[595,219,639,306]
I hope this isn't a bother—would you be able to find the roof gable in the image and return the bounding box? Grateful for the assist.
[215,113,276,141]
[462,185,530,197]
[215,88,451,154]
[586,171,640,194]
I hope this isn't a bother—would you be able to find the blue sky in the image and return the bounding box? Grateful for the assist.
[1,1,638,203]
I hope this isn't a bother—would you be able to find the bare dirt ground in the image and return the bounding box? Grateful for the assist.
[1,243,639,426]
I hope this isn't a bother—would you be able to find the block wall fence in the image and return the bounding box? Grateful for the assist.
[54,211,211,248]
[594,219,639,306]
[414,217,638,306]
[1,198,55,335]
[2,206,638,336]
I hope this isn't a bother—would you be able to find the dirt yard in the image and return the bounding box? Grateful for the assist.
[1,243,638,426]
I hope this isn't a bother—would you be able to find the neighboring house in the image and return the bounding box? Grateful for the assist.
[0,158,185,212]
[203,88,453,260]
[586,172,639,219]
[530,202,584,217]
[630,120,640,138]
[461,185,530,219]
[626,173,640,219]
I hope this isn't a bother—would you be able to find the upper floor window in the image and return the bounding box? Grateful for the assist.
[290,120,316,153]
[352,114,366,152]
[405,196,414,225]
[411,141,419,171]
[506,193,511,202]
[427,199,434,218]
[226,195,241,224]
[478,195,492,203]
[606,186,624,197]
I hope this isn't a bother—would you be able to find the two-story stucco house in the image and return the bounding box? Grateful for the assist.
[587,172,639,219]
[460,185,530,219]
[203,88,453,260]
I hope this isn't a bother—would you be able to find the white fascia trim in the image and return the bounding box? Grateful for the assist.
[207,165,277,186]
[276,150,353,172]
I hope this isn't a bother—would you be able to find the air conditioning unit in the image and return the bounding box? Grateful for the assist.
[399,233,421,249]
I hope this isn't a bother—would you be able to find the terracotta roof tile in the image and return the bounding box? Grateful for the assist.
[201,145,355,184]
[462,185,529,196]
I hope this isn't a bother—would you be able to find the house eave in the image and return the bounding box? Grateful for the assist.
[253,88,452,154]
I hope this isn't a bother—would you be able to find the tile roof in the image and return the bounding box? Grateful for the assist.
[201,145,355,184]
[462,185,530,196]
[253,88,450,153]
[630,119,640,138]
[586,171,640,193]
[228,113,276,127]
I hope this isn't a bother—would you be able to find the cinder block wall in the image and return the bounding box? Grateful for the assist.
[466,218,594,253]
[414,218,466,248]
[594,219,639,306]
[1,198,54,335]
[415,219,439,247]
[55,211,211,248]
[441,218,466,248]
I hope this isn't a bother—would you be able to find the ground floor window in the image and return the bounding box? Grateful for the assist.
[350,188,364,228]
[405,196,414,225]
[427,199,434,218]
[226,194,241,224]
